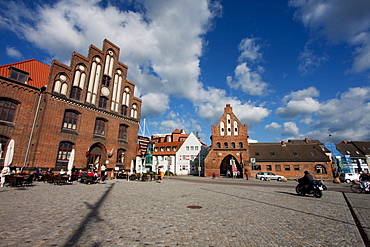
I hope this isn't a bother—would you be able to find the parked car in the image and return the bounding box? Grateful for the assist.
[255,172,285,181]
[343,173,360,183]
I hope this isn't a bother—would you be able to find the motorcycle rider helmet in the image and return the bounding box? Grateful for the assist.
[304,170,310,174]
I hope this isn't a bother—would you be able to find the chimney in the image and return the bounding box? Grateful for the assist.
[281,141,286,146]
[304,138,309,143]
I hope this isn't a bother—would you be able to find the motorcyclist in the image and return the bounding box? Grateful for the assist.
[298,170,314,189]
[359,171,370,193]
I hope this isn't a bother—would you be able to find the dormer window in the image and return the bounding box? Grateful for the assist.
[9,67,29,83]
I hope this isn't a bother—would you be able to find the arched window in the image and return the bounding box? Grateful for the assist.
[116,149,125,164]
[130,103,138,118]
[86,56,102,104]
[53,74,68,95]
[315,165,327,174]
[57,141,74,161]
[239,142,243,148]
[216,142,221,148]
[220,121,225,136]
[231,142,235,148]
[71,64,86,100]
[0,98,18,122]
[111,69,123,112]
[234,121,238,136]
[224,142,228,148]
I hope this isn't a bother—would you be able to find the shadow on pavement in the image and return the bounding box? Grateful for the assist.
[63,183,115,247]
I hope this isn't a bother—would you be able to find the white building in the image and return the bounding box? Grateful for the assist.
[137,129,208,176]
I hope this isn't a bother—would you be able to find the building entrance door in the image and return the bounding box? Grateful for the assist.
[88,145,104,170]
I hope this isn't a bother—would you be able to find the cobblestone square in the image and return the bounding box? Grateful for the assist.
[0,177,369,246]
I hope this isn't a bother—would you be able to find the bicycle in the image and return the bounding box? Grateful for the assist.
[351,181,370,193]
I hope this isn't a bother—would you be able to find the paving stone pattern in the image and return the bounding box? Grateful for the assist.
[0,177,368,247]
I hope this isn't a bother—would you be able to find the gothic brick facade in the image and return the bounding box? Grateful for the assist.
[204,104,249,177]
[0,40,141,174]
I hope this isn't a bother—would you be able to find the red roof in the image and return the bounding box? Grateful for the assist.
[0,59,50,88]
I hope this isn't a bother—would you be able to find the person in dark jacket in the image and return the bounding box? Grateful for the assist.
[298,171,314,188]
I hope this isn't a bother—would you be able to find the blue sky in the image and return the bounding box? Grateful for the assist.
[1,0,370,145]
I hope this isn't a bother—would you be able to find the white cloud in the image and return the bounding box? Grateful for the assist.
[274,86,370,142]
[298,45,328,74]
[265,122,281,131]
[226,37,268,96]
[5,46,23,59]
[290,0,370,73]
[195,87,270,125]
[282,122,299,136]
[140,92,170,118]
[276,87,320,118]
[238,37,262,63]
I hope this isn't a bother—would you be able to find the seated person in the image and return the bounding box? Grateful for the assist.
[59,169,66,175]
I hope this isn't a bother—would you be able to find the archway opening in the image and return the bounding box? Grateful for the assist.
[220,155,243,178]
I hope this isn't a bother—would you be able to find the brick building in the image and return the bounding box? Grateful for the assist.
[0,40,141,174]
[204,104,249,177]
[204,104,333,180]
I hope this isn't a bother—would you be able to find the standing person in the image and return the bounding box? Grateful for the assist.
[245,169,249,180]
[0,167,11,187]
[100,164,106,179]
[226,170,231,178]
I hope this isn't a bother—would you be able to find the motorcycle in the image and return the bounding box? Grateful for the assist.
[296,180,327,198]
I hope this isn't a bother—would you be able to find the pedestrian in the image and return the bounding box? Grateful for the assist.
[212,173,216,179]
[245,169,249,180]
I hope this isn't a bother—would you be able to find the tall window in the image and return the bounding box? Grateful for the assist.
[239,142,243,148]
[94,118,106,136]
[116,149,125,164]
[118,124,127,140]
[102,75,111,87]
[0,99,17,122]
[62,111,79,130]
[57,141,74,161]
[70,86,82,101]
[99,96,108,109]
[121,105,127,116]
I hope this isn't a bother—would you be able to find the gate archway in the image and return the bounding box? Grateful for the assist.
[220,154,242,177]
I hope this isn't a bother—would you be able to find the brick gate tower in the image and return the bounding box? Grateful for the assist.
[204,104,250,177]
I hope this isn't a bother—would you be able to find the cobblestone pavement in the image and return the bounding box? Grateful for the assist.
[0,177,369,247]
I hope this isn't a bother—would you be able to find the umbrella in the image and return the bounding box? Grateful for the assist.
[67,149,75,176]
[130,160,134,175]
[4,139,14,167]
